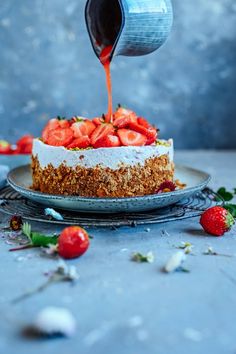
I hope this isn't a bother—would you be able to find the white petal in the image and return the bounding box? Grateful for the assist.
[34,307,76,337]
[164,251,186,273]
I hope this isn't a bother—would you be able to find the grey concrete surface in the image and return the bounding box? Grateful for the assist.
[0,151,236,354]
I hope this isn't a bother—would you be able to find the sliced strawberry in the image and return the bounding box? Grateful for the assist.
[137,117,151,128]
[114,107,136,119]
[92,117,105,126]
[71,120,96,138]
[58,120,70,129]
[42,118,70,142]
[47,128,74,147]
[94,134,121,148]
[145,131,157,145]
[42,118,60,142]
[16,135,34,154]
[117,129,147,146]
[67,136,90,149]
[129,122,157,145]
[113,115,132,128]
[90,124,115,146]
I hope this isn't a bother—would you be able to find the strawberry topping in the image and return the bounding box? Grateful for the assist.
[137,117,151,128]
[129,122,157,144]
[92,117,105,126]
[67,136,91,149]
[90,124,114,146]
[47,128,74,147]
[117,129,147,146]
[41,108,158,149]
[71,120,96,138]
[42,118,70,143]
[94,134,121,148]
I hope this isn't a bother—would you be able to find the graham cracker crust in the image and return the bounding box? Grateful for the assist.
[31,155,174,198]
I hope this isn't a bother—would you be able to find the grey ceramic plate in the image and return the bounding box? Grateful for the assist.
[7,164,210,213]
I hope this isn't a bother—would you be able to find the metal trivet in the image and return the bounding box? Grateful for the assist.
[0,186,223,227]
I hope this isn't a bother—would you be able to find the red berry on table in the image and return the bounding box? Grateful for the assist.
[16,135,34,154]
[67,136,91,149]
[47,128,74,147]
[117,129,147,146]
[0,140,12,154]
[200,206,235,236]
[58,226,90,259]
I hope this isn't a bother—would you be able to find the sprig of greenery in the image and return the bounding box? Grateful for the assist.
[216,187,234,202]
[11,261,79,303]
[131,252,154,263]
[215,187,236,218]
[21,222,58,247]
[176,242,194,254]
[224,204,236,218]
[203,246,233,258]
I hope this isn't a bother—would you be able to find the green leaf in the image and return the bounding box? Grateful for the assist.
[216,187,234,202]
[224,204,236,218]
[31,232,58,247]
[22,222,32,240]
[131,252,154,263]
[234,188,236,195]
[22,222,59,247]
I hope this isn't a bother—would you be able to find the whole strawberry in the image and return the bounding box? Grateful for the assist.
[200,206,235,236]
[58,226,90,259]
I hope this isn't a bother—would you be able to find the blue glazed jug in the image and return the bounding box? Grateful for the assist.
[85,0,173,60]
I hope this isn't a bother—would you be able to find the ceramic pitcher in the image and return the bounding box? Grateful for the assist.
[85,0,173,60]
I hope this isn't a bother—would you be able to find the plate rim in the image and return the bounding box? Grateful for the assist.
[7,164,211,202]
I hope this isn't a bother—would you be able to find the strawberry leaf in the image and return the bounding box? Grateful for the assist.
[22,222,32,241]
[22,222,58,247]
[216,187,234,202]
[31,232,58,247]
[224,204,236,218]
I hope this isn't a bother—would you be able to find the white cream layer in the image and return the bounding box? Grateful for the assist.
[33,138,174,170]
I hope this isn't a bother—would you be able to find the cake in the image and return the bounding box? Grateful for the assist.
[31,107,174,197]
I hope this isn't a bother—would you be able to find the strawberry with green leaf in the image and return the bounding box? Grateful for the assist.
[200,206,235,237]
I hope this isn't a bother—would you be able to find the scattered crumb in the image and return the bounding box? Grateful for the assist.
[175,179,187,189]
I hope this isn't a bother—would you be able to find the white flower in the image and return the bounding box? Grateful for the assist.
[57,260,79,281]
[34,307,76,337]
[164,251,186,273]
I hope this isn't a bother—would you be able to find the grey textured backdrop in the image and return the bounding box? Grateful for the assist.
[0,0,236,148]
